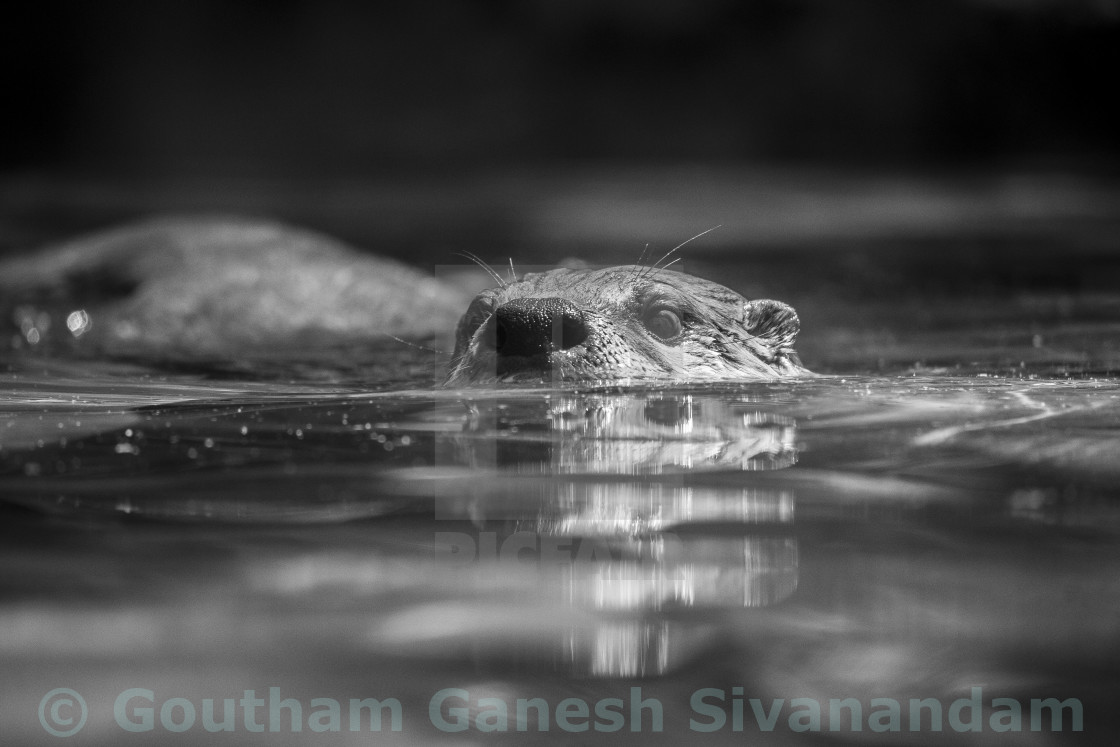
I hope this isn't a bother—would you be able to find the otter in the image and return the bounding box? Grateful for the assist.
[0,217,469,360]
[446,265,807,385]
[1,218,807,383]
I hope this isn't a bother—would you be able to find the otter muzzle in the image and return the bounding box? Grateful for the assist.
[493,297,588,358]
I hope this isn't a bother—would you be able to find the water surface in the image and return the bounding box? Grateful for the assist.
[3,339,1118,744]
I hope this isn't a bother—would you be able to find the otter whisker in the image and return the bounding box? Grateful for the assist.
[652,257,682,276]
[507,258,518,284]
[642,259,684,284]
[641,225,722,281]
[630,243,653,283]
[456,251,506,288]
[380,333,446,355]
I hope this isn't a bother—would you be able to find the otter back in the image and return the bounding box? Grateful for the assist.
[1,217,468,362]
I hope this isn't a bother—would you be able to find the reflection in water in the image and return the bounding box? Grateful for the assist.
[455,394,798,474]
[536,484,795,536]
[572,536,799,610]
[435,393,801,677]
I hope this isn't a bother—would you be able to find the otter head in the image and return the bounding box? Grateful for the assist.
[445,265,807,385]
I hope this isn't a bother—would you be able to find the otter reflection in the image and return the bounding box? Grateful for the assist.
[446,394,797,476]
[434,392,801,677]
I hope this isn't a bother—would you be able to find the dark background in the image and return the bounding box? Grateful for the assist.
[4,0,1118,177]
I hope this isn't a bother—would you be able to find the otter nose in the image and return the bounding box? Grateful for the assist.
[493,298,588,357]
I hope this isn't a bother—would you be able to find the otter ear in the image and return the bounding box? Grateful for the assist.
[743,299,800,349]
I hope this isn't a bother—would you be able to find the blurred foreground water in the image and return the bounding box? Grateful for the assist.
[1,169,1119,744]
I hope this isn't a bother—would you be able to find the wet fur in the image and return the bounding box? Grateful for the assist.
[447,265,807,385]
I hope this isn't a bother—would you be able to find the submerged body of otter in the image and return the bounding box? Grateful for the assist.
[2,218,808,383]
[0,217,469,361]
[447,265,808,385]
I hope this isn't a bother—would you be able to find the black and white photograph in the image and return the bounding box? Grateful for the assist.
[2,1,1119,744]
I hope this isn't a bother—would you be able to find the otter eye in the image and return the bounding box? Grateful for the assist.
[643,307,682,340]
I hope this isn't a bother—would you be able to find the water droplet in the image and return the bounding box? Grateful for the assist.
[66,310,91,337]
